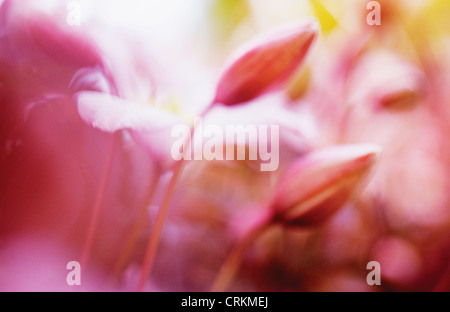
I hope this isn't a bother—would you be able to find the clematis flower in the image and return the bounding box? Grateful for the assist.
[2,0,449,293]
[0,0,157,290]
[0,0,108,236]
[213,18,319,106]
[270,144,380,226]
[75,17,320,168]
[76,91,183,168]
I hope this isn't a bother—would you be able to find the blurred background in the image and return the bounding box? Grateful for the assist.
[0,0,449,291]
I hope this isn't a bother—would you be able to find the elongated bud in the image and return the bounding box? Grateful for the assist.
[270,144,380,226]
[214,18,319,106]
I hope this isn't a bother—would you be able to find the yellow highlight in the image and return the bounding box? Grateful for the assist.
[211,0,250,39]
[310,0,338,35]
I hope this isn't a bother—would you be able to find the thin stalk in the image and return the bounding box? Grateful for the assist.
[137,104,214,292]
[81,133,117,269]
[210,216,273,292]
[113,168,160,278]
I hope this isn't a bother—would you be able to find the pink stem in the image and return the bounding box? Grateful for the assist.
[113,168,160,278]
[137,104,214,292]
[210,216,273,292]
[81,133,117,269]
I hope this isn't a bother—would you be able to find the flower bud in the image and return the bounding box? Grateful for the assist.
[214,18,319,106]
[270,144,380,226]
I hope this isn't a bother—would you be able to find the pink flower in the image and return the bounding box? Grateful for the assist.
[214,19,319,106]
[270,144,380,226]
[0,0,155,290]
[76,91,183,168]
[2,0,449,293]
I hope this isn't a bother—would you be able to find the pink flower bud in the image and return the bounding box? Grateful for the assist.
[270,144,380,226]
[214,18,319,106]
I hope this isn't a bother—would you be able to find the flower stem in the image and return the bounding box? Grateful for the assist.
[81,133,117,269]
[113,168,160,278]
[137,104,215,292]
[210,216,273,292]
